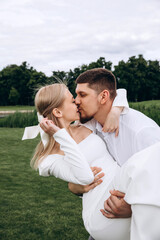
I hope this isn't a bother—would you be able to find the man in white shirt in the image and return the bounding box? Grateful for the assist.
[83,109,159,167]
[68,68,160,239]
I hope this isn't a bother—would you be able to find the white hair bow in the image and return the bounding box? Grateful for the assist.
[22,112,49,148]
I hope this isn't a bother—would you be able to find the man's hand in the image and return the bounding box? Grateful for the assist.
[102,107,123,137]
[68,167,105,195]
[100,190,132,218]
[40,118,60,135]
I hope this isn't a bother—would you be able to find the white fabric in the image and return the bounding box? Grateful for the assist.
[22,112,49,148]
[84,108,160,166]
[38,128,160,240]
[39,129,94,185]
[130,204,160,240]
[113,89,129,114]
[112,142,160,207]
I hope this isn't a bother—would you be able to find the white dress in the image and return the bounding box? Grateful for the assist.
[39,129,160,240]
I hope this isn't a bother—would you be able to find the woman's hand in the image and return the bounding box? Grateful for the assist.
[102,106,123,137]
[40,118,60,135]
[68,167,105,195]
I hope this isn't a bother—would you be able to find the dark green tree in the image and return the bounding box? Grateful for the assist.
[0,56,159,106]
[0,62,49,105]
[114,55,160,101]
[8,87,20,105]
[145,60,160,100]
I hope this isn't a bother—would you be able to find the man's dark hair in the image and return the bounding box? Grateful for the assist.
[76,68,117,99]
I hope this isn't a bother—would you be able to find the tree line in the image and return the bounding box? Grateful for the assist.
[0,55,160,106]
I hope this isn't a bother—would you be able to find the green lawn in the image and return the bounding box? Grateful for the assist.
[0,128,89,240]
[129,99,160,107]
[0,106,35,111]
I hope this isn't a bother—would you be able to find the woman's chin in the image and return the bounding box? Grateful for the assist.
[70,115,80,123]
[76,113,80,120]
[75,116,80,121]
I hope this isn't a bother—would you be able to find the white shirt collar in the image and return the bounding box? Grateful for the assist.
[95,121,102,132]
[95,120,110,137]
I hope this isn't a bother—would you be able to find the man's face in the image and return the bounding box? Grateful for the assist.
[75,83,100,123]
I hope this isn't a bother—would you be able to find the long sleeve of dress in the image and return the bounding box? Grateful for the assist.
[38,129,94,185]
[112,89,129,114]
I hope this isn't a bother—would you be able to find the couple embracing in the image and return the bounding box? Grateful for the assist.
[23,68,160,240]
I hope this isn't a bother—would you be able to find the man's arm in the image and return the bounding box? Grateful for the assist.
[101,190,131,218]
[102,126,160,219]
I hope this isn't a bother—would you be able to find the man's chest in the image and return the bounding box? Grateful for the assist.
[96,130,135,166]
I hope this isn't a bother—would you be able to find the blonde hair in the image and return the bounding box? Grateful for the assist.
[31,83,67,170]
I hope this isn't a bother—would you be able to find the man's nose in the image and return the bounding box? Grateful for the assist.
[75,96,80,104]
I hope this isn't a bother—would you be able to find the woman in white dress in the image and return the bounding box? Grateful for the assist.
[23,83,160,240]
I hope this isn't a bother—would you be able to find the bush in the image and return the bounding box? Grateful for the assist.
[0,104,159,128]
[0,110,38,128]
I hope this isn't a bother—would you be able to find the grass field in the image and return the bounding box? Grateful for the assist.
[129,100,160,107]
[0,101,159,239]
[0,128,89,240]
[0,106,35,111]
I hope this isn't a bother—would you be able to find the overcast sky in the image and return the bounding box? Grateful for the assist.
[1,0,160,76]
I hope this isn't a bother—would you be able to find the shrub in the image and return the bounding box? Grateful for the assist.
[0,104,159,128]
[0,110,38,128]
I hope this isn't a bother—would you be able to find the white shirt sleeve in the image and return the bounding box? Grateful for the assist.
[113,89,129,114]
[39,128,94,185]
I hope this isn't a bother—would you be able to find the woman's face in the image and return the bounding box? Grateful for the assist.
[60,89,80,122]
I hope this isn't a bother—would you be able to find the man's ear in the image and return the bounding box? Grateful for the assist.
[52,108,63,118]
[98,90,110,104]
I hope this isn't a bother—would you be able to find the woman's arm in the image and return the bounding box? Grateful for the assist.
[102,89,129,135]
[83,89,129,136]
[39,128,94,185]
[68,167,105,195]
[112,89,129,114]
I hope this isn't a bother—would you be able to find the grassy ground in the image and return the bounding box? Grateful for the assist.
[0,106,35,111]
[0,128,89,240]
[129,100,160,125]
[129,100,160,107]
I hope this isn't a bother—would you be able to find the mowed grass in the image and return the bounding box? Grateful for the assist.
[129,100,160,108]
[0,128,89,240]
[0,106,35,111]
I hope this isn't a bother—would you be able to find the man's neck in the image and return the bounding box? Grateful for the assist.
[94,101,113,126]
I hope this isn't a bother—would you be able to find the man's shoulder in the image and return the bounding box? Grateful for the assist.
[120,108,159,130]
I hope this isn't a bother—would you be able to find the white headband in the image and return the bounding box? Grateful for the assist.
[22,112,49,148]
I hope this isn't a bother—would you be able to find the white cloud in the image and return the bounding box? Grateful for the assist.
[0,0,159,76]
